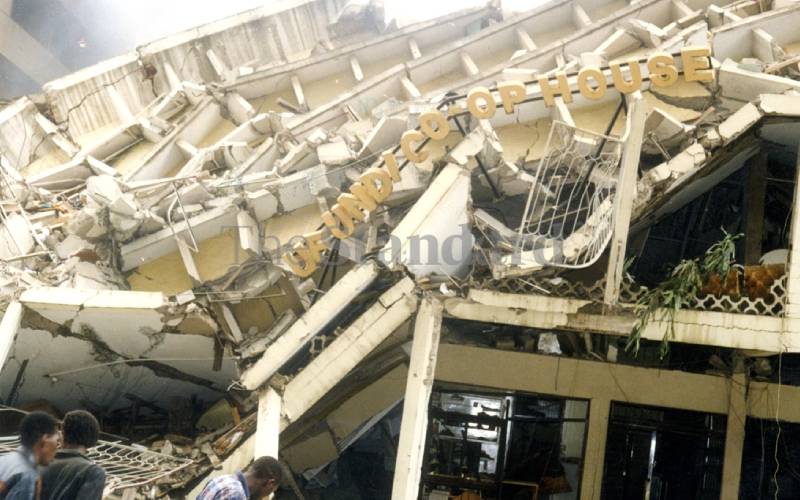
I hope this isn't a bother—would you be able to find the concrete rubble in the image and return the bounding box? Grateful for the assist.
[2,0,800,497]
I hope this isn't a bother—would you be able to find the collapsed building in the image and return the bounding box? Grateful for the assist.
[4,0,800,498]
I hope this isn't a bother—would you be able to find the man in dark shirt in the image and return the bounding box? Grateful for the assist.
[41,410,106,500]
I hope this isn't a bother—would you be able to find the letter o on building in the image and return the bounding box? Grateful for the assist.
[467,87,497,119]
[419,110,450,141]
[577,67,607,100]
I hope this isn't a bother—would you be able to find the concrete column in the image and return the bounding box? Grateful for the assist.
[784,144,800,348]
[580,398,611,500]
[240,262,379,390]
[460,52,479,76]
[290,75,307,111]
[0,301,23,373]
[744,153,767,265]
[572,3,593,27]
[721,369,746,500]
[408,38,422,59]
[515,27,537,52]
[255,387,282,458]
[350,56,363,82]
[604,91,646,305]
[401,77,421,100]
[391,296,443,500]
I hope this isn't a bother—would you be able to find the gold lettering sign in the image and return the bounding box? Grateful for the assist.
[281,47,714,276]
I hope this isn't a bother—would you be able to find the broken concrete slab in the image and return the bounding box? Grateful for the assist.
[0,213,35,261]
[758,92,800,116]
[649,78,712,111]
[359,116,407,157]
[644,107,694,153]
[380,164,473,279]
[718,102,763,143]
[239,261,380,390]
[281,277,418,422]
[719,58,800,102]
[317,137,355,166]
[626,19,668,47]
[55,235,92,260]
[667,142,707,176]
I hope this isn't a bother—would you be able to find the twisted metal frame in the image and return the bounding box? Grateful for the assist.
[510,120,624,270]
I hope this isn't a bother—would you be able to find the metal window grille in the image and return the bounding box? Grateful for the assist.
[0,436,193,494]
[506,120,624,272]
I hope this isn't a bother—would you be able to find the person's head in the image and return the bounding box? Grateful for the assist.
[19,411,59,466]
[62,410,100,450]
[244,456,282,498]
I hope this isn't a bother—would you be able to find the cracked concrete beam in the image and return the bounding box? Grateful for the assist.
[718,102,762,144]
[176,139,199,159]
[120,205,238,272]
[240,261,380,390]
[255,387,282,458]
[401,77,422,100]
[572,3,592,28]
[33,114,79,157]
[281,277,418,422]
[206,48,232,82]
[217,303,244,343]
[759,93,800,116]
[359,116,407,158]
[515,27,537,52]
[723,10,742,24]
[162,61,183,92]
[605,91,645,305]
[643,107,693,154]
[551,97,575,126]
[626,19,668,48]
[391,296,442,500]
[240,310,296,358]
[291,75,307,112]
[657,142,706,180]
[176,235,201,283]
[0,213,35,261]
[408,38,422,59]
[0,302,22,374]
[718,61,800,103]
[226,93,256,125]
[671,0,695,19]
[460,52,479,77]
[237,209,261,255]
[107,86,135,124]
[752,28,780,64]
[446,290,786,352]
[350,55,364,82]
[596,29,641,58]
[380,164,472,278]
[706,4,726,28]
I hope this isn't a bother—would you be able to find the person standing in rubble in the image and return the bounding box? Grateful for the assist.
[40,410,106,500]
[196,456,282,499]
[0,411,60,499]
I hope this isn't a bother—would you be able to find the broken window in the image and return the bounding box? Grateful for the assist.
[421,386,588,499]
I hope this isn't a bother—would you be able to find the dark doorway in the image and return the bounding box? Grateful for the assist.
[740,417,800,499]
[601,403,725,500]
